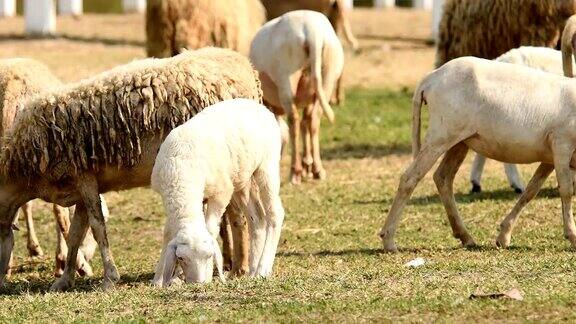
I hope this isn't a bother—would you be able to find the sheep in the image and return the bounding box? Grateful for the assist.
[379,56,576,252]
[0,47,262,291]
[470,46,575,194]
[250,10,344,184]
[261,0,358,51]
[151,99,284,286]
[562,15,576,77]
[436,0,576,67]
[0,58,101,278]
[146,0,266,58]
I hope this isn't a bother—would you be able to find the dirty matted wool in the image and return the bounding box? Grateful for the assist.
[1,47,262,179]
[0,58,62,137]
[436,0,576,67]
[146,0,265,58]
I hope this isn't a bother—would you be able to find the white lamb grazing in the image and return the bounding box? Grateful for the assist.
[250,10,344,184]
[380,57,576,252]
[151,99,285,286]
[470,46,575,194]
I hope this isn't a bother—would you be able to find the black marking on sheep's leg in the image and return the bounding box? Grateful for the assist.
[471,182,482,193]
[512,185,524,194]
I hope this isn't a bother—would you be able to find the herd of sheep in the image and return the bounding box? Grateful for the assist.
[3,0,576,292]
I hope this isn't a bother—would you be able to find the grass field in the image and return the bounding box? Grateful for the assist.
[1,88,576,322]
[1,8,576,323]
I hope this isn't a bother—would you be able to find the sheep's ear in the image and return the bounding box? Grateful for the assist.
[162,244,178,287]
[211,238,226,283]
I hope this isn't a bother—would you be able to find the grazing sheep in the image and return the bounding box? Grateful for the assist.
[0,47,262,291]
[0,58,100,278]
[152,99,284,286]
[380,57,576,252]
[470,46,574,194]
[436,0,576,67]
[261,0,358,51]
[562,15,576,77]
[250,10,344,184]
[146,0,265,58]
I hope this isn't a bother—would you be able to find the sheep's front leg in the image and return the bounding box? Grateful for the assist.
[552,143,576,247]
[496,163,554,248]
[77,174,119,290]
[504,164,525,193]
[219,214,233,272]
[21,202,43,257]
[470,153,486,193]
[253,165,285,278]
[50,203,89,291]
[225,204,249,277]
[205,198,230,282]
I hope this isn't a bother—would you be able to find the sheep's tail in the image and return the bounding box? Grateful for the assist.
[562,18,576,78]
[412,84,427,160]
[308,35,335,123]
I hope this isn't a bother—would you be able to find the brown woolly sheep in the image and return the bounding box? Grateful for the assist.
[436,0,576,67]
[562,15,576,77]
[0,47,262,291]
[146,0,265,58]
[0,58,98,278]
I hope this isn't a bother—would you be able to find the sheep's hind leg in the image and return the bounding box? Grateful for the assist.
[219,214,233,272]
[235,188,267,276]
[301,105,313,179]
[310,104,326,180]
[22,202,43,257]
[50,204,90,292]
[496,163,553,248]
[379,133,473,252]
[433,142,476,247]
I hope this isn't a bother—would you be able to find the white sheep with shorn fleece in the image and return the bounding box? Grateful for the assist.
[0,48,262,291]
[250,10,344,184]
[380,57,576,252]
[470,46,575,194]
[151,99,284,286]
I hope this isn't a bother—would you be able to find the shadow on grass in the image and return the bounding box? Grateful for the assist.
[354,187,559,206]
[0,33,144,47]
[322,143,411,160]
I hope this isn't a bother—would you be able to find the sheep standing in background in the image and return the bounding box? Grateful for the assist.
[0,58,103,278]
[470,46,575,194]
[381,57,576,252]
[436,0,576,67]
[0,48,262,291]
[152,99,284,286]
[561,15,576,77]
[145,0,265,58]
[261,0,358,51]
[250,10,344,184]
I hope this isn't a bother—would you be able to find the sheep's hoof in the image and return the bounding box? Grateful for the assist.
[564,233,576,248]
[313,169,326,180]
[50,277,72,292]
[495,233,511,249]
[101,278,116,291]
[77,262,93,277]
[230,266,248,278]
[381,239,398,253]
[470,183,482,193]
[27,244,44,257]
[290,173,302,185]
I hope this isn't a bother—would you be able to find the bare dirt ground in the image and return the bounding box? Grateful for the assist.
[0,8,435,88]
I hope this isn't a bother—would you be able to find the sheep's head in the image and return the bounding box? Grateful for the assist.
[162,228,225,287]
